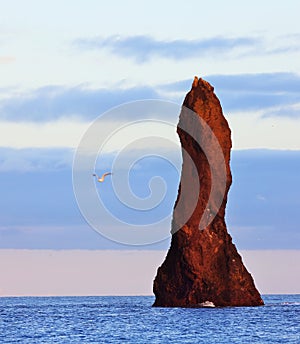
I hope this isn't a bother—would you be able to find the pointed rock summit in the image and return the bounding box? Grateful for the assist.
[153,77,264,307]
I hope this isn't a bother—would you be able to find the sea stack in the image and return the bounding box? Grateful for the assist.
[153,77,264,307]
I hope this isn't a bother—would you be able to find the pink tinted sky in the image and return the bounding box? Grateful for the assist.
[0,250,299,297]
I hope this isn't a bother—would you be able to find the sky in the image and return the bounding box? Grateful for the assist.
[1,250,300,296]
[0,0,300,295]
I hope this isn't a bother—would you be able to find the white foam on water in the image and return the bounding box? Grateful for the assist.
[281,302,300,306]
[199,301,216,308]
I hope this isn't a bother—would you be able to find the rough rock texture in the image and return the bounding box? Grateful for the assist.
[153,77,264,307]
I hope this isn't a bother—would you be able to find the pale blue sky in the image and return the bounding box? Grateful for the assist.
[2,0,300,89]
[0,0,300,294]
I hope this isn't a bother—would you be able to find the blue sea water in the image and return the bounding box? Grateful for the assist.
[0,295,299,343]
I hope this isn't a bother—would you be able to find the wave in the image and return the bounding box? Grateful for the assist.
[281,302,300,306]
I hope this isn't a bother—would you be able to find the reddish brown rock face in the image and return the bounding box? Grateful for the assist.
[153,77,264,307]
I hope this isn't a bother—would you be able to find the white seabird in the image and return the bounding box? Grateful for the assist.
[92,172,112,182]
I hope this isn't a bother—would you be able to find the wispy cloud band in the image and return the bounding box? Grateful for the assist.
[0,85,161,122]
[162,72,300,116]
[74,35,260,62]
[0,149,299,249]
[74,34,300,62]
[1,73,300,123]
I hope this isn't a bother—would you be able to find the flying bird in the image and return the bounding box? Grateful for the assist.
[92,172,112,183]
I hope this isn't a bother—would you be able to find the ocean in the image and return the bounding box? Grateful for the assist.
[0,295,299,343]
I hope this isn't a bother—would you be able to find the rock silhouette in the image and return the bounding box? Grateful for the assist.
[153,77,264,307]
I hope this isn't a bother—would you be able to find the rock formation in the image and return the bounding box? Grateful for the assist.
[153,77,264,307]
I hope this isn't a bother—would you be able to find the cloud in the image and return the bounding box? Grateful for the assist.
[74,35,260,62]
[0,119,90,148]
[0,148,299,249]
[1,73,300,125]
[162,72,300,117]
[228,149,300,228]
[206,72,300,94]
[74,34,300,63]
[207,73,300,116]
[0,225,143,250]
[0,147,73,171]
[0,85,161,122]
[262,104,300,119]
[266,33,300,55]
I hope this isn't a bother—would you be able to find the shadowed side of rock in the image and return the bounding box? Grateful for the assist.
[153,77,264,307]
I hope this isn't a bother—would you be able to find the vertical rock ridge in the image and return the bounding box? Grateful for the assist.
[153,77,264,307]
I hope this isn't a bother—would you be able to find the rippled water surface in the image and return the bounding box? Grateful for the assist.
[0,295,299,343]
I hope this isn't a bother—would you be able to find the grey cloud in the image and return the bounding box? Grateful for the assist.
[0,148,299,249]
[74,34,300,62]
[161,73,300,117]
[207,73,300,115]
[163,73,300,94]
[206,73,300,93]
[2,72,300,123]
[74,35,260,62]
[0,85,161,122]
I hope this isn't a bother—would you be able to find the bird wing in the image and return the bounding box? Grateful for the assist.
[101,172,112,178]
